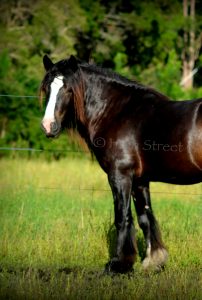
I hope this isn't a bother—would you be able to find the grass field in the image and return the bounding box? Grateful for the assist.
[0,157,202,300]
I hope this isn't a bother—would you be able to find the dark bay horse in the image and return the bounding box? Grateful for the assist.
[40,55,202,273]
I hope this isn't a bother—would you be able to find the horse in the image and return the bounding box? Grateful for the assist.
[40,54,202,274]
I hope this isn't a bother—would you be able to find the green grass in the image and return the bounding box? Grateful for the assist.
[0,157,202,299]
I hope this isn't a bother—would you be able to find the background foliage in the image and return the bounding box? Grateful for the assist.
[0,0,202,156]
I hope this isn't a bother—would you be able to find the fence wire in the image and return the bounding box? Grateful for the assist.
[0,147,201,197]
[0,183,201,196]
[0,147,88,153]
[0,94,201,198]
[0,94,38,98]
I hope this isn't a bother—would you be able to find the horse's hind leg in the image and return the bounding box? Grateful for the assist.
[132,182,168,271]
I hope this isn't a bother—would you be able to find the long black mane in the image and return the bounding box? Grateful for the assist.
[78,61,169,102]
[80,62,138,87]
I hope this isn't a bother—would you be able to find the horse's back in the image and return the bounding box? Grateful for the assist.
[137,98,202,183]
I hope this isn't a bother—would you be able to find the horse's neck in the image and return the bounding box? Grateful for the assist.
[83,73,131,125]
[83,76,106,120]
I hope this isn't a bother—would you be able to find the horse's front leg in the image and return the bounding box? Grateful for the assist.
[105,168,137,274]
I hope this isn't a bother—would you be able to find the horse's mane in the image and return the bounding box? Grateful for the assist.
[79,62,169,101]
[80,62,138,87]
[70,69,86,124]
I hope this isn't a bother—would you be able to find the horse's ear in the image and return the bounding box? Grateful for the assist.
[43,55,54,71]
[68,55,78,72]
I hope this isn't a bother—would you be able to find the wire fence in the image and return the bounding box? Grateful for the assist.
[0,94,202,198]
[0,147,202,197]
[0,147,88,153]
[0,94,39,98]
[0,183,201,196]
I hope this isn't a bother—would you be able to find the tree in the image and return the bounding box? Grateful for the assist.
[0,0,88,156]
[0,0,202,158]
[181,0,202,89]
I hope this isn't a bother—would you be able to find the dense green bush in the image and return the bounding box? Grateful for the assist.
[0,0,202,158]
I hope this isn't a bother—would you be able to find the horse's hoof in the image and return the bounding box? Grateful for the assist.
[104,257,134,275]
[142,248,168,272]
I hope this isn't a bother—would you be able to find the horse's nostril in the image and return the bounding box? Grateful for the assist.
[51,122,58,132]
[51,122,60,134]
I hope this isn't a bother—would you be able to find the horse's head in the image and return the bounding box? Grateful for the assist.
[40,55,80,138]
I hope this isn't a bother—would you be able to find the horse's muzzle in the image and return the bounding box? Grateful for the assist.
[41,121,61,138]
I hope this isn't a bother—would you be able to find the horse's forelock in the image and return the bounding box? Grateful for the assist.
[38,81,46,108]
[38,73,54,108]
[71,70,86,124]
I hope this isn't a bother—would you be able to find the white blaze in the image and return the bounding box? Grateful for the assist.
[42,76,64,133]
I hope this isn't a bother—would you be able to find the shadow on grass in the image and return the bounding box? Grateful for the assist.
[0,266,105,283]
[0,224,148,282]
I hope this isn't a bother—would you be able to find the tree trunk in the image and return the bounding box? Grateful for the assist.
[181,0,195,90]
